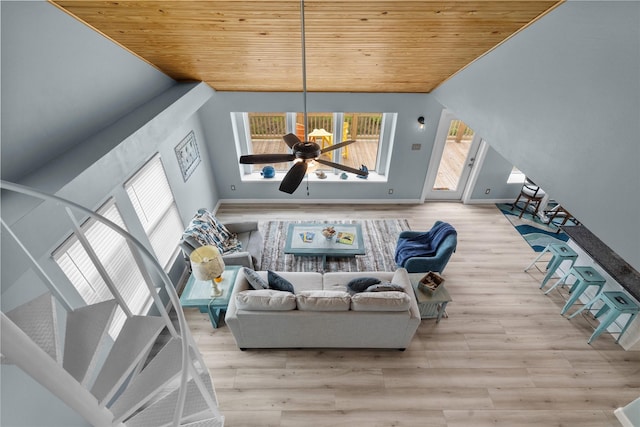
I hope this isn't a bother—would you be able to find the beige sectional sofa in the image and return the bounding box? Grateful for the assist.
[225,268,420,350]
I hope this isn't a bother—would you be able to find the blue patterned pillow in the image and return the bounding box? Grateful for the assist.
[183,209,242,254]
[243,267,268,290]
[267,271,295,294]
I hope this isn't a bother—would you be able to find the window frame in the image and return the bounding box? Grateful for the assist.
[124,154,183,271]
[234,111,396,182]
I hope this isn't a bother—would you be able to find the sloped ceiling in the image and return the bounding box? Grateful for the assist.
[52,0,561,93]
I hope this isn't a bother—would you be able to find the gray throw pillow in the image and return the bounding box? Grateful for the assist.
[243,267,268,290]
[365,281,405,292]
[347,277,381,294]
[267,270,295,294]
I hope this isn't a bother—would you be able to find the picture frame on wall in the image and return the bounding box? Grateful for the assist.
[175,131,200,182]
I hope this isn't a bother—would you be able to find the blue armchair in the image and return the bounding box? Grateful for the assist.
[394,221,457,273]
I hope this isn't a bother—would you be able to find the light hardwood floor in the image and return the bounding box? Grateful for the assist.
[185,202,639,427]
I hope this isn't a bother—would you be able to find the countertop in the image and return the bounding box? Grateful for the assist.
[563,225,640,302]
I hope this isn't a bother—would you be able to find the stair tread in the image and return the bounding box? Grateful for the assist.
[124,372,216,427]
[110,337,183,421]
[5,293,60,362]
[91,315,166,404]
[63,299,118,384]
[181,417,224,427]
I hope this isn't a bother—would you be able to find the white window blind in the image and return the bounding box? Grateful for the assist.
[125,155,183,270]
[53,200,152,337]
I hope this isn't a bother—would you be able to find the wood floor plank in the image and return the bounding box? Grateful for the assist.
[383,368,535,389]
[234,368,384,389]
[181,202,640,426]
[488,386,640,410]
[444,409,617,427]
[334,387,494,411]
[281,410,446,427]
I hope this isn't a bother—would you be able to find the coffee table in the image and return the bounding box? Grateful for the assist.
[179,265,240,328]
[284,223,365,270]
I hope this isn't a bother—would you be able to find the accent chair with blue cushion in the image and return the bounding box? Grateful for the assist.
[394,221,457,273]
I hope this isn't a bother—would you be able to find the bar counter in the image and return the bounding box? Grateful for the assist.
[563,225,640,302]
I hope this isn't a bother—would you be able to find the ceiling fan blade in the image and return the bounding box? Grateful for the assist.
[283,133,301,149]
[239,154,296,164]
[320,140,356,154]
[279,161,308,194]
[315,158,368,176]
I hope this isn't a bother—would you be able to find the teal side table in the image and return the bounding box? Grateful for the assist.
[408,272,452,323]
[180,265,240,328]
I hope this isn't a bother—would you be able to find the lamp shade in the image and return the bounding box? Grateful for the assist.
[190,245,225,281]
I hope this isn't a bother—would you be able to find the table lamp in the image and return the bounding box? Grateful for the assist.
[190,245,225,297]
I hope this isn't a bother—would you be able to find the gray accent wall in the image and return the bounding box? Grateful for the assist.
[433,1,640,270]
[1,1,175,182]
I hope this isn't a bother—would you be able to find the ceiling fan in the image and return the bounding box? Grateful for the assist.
[238,0,368,194]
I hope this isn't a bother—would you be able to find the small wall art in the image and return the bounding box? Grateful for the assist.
[175,131,200,182]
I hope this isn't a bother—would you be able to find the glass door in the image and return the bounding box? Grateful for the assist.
[422,110,481,200]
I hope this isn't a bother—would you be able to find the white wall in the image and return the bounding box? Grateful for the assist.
[433,1,640,270]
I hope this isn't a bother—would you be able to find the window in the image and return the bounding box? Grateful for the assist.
[53,200,152,337]
[508,166,526,184]
[235,112,394,179]
[125,155,183,269]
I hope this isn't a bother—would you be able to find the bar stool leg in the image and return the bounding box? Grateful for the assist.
[568,294,600,319]
[588,309,620,344]
[560,281,587,315]
[543,270,570,292]
[616,312,639,343]
[525,245,550,272]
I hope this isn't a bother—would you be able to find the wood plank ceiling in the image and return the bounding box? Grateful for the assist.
[52,0,562,93]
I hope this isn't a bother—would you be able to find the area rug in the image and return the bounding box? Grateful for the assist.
[497,203,569,252]
[258,219,411,272]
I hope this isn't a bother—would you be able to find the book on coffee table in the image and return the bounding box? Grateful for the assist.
[299,231,315,243]
[336,231,355,245]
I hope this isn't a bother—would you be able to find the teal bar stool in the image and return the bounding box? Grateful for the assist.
[544,266,606,315]
[526,243,578,288]
[569,291,640,344]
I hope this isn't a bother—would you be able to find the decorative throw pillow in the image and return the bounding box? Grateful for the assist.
[346,277,381,294]
[235,289,296,311]
[296,291,351,311]
[365,282,405,293]
[351,291,411,312]
[267,270,295,294]
[243,267,268,290]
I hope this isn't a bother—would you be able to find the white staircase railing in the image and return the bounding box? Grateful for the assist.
[0,180,222,427]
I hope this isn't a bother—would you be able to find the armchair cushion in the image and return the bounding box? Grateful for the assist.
[395,221,457,273]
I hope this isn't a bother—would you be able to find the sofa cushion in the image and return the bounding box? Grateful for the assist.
[351,291,411,312]
[346,277,382,293]
[296,291,351,311]
[243,267,268,290]
[365,282,405,293]
[267,270,295,293]
[235,289,297,311]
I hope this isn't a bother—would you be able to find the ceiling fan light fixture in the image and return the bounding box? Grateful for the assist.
[418,116,425,129]
[306,160,319,174]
